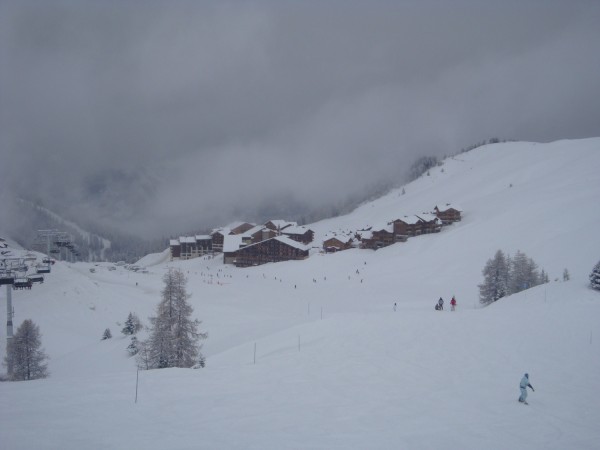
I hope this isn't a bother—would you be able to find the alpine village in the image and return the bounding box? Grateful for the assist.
[169,204,462,267]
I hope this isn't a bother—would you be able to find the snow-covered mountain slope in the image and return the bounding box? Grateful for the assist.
[1,138,599,450]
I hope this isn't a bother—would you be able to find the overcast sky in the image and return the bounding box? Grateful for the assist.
[1,0,599,237]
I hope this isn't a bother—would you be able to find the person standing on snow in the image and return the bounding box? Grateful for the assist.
[518,373,535,404]
[438,297,444,310]
[450,296,457,311]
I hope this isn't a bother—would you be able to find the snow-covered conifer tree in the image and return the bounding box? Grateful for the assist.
[509,251,540,294]
[127,336,139,356]
[141,268,207,369]
[590,260,600,291]
[121,312,142,336]
[478,250,510,305]
[4,319,49,381]
[102,328,112,340]
[541,269,550,284]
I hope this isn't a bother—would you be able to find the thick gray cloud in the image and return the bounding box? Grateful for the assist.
[1,0,599,237]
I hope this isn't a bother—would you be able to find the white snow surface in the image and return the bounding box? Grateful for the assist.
[1,138,600,449]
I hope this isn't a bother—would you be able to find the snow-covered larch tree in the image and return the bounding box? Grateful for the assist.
[478,250,510,305]
[509,250,541,294]
[140,268,207,369]
[3,319,49,381]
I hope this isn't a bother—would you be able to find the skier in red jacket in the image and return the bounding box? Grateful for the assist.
[450,296,457,311]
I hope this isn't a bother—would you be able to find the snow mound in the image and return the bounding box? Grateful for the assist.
[135,248,171,267]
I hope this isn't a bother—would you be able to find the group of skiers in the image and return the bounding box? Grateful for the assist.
[435,296,457,311]
[395,299,536,405]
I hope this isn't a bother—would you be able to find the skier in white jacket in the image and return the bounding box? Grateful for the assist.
[518,373,535,404]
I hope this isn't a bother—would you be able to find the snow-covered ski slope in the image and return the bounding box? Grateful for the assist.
[1,138,599,450]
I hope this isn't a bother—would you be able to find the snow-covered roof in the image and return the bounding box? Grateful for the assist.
[355,230,373,240]
[226,221,250,230]
[435,203,463,212]
[369,223,394,233]
[238,235,309,253]
[211,227,231,236]
[195,235,212,241]
[416,213,441,223]
[223,235,243,253]
[241,225,267,238]
[179,236,196,244]
[169,239,180,246]
[393,215,422,225]
[324,235,352,244]
[282,226,312,235]
[274,236,309,251]
[265,220,297,230]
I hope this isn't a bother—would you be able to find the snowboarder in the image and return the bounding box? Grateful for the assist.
[438,297,444,310]
[450,296,457,311]
[518,373,535,404]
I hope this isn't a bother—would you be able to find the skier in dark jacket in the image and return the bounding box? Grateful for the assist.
[438,297,444,310]
[518,373,535,404]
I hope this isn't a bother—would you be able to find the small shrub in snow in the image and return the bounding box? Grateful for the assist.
[590,261,600,291]
[102,328,112,340]
[127,336,139,356]
[563,269,570,281]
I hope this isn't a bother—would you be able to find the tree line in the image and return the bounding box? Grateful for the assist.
[478,250,550,306]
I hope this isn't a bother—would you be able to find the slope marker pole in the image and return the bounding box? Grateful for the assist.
[135,368,139,404]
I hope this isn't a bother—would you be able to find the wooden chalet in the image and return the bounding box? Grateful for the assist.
[240,225,277,246]
[323,236,354,252]
[359,224,395,250]
[282,226,314,245]
[195,235,213,254]
[223,235,244,265]
[434,204,463,224]
[179,236,196,259]
[264,220,297,233]
[211,228,231,253]
[391,216,424,238]
[170,235,213,260]
[415,214,442,234]
[232,236,309,267]
[169,239,181,259]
